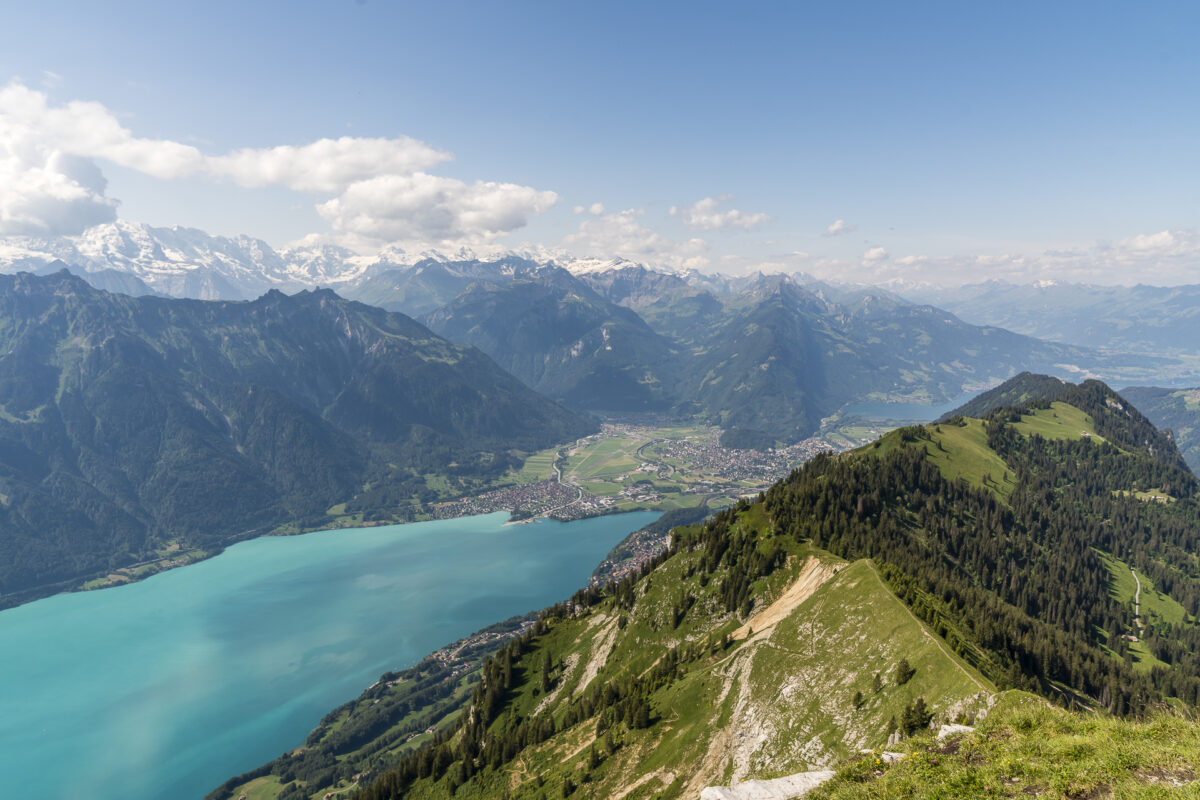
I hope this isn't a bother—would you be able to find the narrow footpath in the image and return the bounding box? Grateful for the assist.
[1131,566,1144,641]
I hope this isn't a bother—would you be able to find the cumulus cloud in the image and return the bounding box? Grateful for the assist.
[0,84,127,235]
[0,149,118,235]
[0,81,556,245]
[824,219,856,236]
[862,246,888,263]
[0,83,205,179]
[564,208,709,269]
[572,202,605,216]
[317,173,558,244]
[208,136,450,193]
[670,196,770,231]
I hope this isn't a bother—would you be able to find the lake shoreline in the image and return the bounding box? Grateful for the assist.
[0,497,657,613]
[1,510,661,800]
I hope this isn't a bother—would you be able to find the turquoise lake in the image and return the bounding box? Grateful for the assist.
[0,510,659,800]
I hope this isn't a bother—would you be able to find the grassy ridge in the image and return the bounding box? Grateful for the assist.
[213,380,1200,800]
[373,505,992,800]
[869,419,1015,500]
[1012,401,1104,442]
[811,691,1200,799]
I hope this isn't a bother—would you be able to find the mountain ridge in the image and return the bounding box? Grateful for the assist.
[0,270,595,605]
[212,377,1200,800]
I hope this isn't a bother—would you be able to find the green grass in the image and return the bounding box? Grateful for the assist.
[1095,550,1191,627]
[925,420,1016,500]
[1115,488,1178,504]
[810,691,1200,800]
[869,419,1015,500]
[423,473,454,494]
[1012,401,1103,443]
[373,504,1000,800]
[1174,388,1200,412]
[514,448,557,483]
[1094,549,1188,672]
[1095,550,1139,606]
[1126,640,1169,672]
[234,774,286,800]
[617,556,992,789]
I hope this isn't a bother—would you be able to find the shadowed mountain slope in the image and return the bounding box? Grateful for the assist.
[0,271,594,602]
[423,268,679,411]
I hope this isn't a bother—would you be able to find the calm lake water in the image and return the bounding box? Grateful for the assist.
[0,510,658,800]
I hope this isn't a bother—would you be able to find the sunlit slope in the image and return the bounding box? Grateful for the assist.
[810,691,1200,800]
[867,418,1016,499]
[213,377,1200,800]
[342,507,991,800]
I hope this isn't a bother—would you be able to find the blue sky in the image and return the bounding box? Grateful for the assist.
[1,1,1198,284]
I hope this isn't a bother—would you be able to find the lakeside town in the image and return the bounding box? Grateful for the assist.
[431,424,838,523]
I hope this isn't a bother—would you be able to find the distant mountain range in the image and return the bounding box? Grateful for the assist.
[0,220,381,299]
[416,264,1169,441]
[903,280,1200,354]
[0,271,593,604]
[3,223,1199,441]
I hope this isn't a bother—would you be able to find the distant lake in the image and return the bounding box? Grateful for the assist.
[844,390,985,422]
[0,511,658,800]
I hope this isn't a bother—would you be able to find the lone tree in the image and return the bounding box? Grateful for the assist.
[900,696,932,735]
[541,650,553,693]
[894,657,915,686]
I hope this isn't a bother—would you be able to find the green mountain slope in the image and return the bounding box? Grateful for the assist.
[941,374,1188,472]
[811,690,1200,799]
[214,508,993,800]
[937,371,1068,421]
[214,379,1200,800]
[0,271,594,604]
[423,269,678,412]
[1121,385,1200,474]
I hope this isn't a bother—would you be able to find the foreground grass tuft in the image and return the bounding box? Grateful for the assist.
[810,692,1200,799]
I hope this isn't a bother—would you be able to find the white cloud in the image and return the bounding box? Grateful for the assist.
[1116,229,1182,254]
[0,83,205,179]
[0,149,118,235]
[0,84,125,235]
[208,137,450,193]
[783,227,1200,287]
[564,208,709,269]
[589,202,605,215]
[316,173,558,244]
[0,81,558,246]
[670,196,770,231]
[824,219,856,236]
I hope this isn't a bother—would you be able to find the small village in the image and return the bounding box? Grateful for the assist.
[430,423,838,524]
